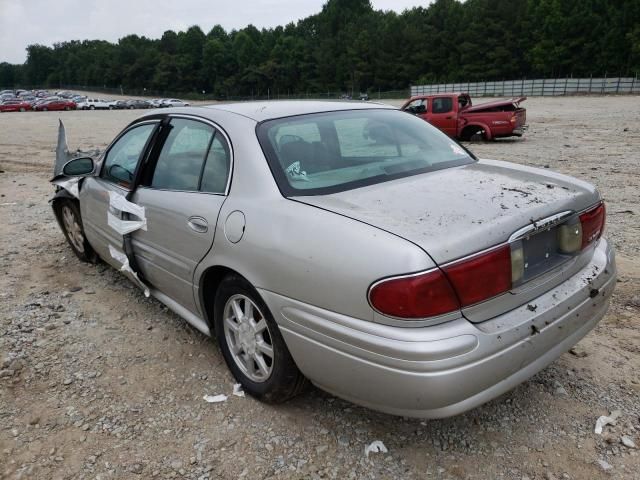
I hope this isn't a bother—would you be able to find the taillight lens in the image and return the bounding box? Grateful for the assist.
[369,269,460,318]
[443,245,512,307]
[579,202,605,249]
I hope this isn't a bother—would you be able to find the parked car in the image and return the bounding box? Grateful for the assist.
[126,99,152,109]
[110,100,130,109]
[161,98,190,107]
[33,99,76,111]
[401,92,527,140]
[77,98,110,110]
[149,98,167,108]
[0,100,32,112]
[50,101,615,418]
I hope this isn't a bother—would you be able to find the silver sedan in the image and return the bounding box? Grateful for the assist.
[51,101,616,418]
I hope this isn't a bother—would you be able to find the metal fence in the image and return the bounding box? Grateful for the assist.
[411,77,640,97]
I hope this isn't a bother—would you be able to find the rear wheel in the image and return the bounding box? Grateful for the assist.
[64,106,70,111]
[19,107,25,112]
[43,107,48,111]
[214,274,307,403]
[54,199,99,263]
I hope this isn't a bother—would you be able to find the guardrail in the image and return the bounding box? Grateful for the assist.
[411,77,640,97]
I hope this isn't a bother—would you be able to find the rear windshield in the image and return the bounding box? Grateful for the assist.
[256,109,475,196]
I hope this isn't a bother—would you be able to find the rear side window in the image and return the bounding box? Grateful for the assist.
[432,97,453,114]
[151,119,213,191]
[200,135,231,194]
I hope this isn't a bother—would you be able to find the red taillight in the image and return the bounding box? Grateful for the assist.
[443,244,512,307]
[579,202,605,249]
[369,269,460,318]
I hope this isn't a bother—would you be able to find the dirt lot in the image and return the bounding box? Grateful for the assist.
[1,97,639,480]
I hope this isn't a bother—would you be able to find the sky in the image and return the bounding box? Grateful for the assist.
[0,0,430,64]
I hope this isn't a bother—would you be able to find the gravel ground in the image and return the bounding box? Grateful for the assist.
[0,96,639,480]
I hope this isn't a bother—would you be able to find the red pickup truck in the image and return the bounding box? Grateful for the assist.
[401,93,527,141]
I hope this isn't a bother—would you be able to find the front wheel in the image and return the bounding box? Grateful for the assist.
[54,199,99,263]
[214,274,306,403]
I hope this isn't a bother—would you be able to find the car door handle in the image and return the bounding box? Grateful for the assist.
[445,116,453,119]
[187,216,208,233]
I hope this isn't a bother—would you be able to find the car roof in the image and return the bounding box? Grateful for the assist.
[202,100,395,122]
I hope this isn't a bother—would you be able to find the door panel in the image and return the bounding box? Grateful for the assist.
[80,178,133,266]
[426,97,457,136]
[128,117,232,314]
[130,189,224,313]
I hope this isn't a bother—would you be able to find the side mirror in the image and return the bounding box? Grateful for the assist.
[62,157,95,176]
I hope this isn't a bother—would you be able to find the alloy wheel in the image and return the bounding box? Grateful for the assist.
[61,205,85,253]
[223,294,274,382]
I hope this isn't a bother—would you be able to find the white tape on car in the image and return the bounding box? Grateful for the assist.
[108,244,150,297]
[107,191,147,235]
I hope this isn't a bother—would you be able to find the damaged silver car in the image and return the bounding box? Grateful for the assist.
[50,102,616,418]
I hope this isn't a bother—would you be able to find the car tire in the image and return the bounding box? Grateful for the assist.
[19,107,25,112]
[64,106,70,111]
[43,107,48,111]
[214,274,307,403]
[54,199,99,263]
[90,105,95,110]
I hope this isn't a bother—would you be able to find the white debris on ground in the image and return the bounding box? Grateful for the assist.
[203,394,227,403]
[364,440,388,458]
[232,383,245,397]
[594,409,622,434]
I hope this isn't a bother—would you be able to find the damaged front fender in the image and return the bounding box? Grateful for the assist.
[51,119,102,199]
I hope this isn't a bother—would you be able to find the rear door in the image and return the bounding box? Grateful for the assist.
[425,96,457,136]
[130,115,232,314]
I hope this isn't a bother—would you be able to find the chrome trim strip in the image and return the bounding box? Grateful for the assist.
[508,210,574,242]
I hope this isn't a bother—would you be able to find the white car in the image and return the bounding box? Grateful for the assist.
[162,98,190,107]
[77,98,110,110]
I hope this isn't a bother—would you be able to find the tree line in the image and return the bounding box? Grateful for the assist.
[0,0,638,97]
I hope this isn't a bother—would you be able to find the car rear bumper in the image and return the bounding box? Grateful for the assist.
[261,238,616,418]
